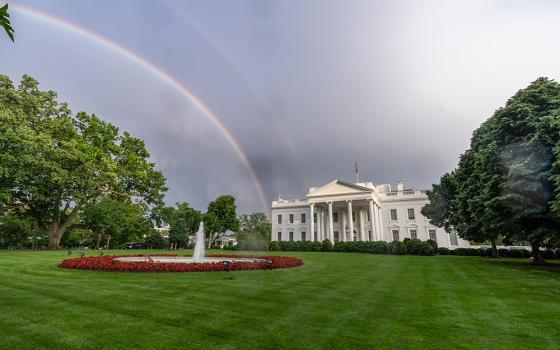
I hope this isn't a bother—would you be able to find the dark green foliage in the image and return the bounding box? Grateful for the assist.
[480,248,494,257]
[453,248,480,256]
[422,78,560,262]
[437,247,451,255]
[321,239,332,252]
[498,248,511,258]
[164,202,202,248]
[406,240,435,256]
[205,195,239,247]
[390,241,407,255]
[143,231,167,249]
[0,214,39,248]
[237,213,271,251]
[0,4,14,41]
[269,241,280,251]
[543,249,556,260]
[426,239,438,253]
[235,232,269,251]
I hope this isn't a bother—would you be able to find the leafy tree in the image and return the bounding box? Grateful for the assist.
[0,213,39,248]
[165,202,202,248]
[237,212,271,249]
[82,198,154,248]
[0,4,14,42]
[204,195,239,248]
[0,75,167,249]
[424,78,560,263]
[143,231,167,249]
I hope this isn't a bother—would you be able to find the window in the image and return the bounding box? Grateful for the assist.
[367,211,370,221]
[277,232,282,241]
[301,214,306,223]
[334,231,339,243]
[410,229,417,240]
[392,229,399,241]
[390,209,398,221]
[314,231,317,241]
[277,215,282,224]
[449,231,458,246]
[352,211,355,222]
[313,213,317,223]
[407,208,415,220]
[289,231,294,241]
[301,231,306,241]
[333,212,339,223]
[429,229,437,241]
[289,214,294,224]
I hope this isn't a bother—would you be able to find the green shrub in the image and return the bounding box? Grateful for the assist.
[508,249,524,258]
[520,249,531,258]
[390,241,407,255]
[368,241,388,254]
[479,248,493,257]
[426,239,438,253]
[321,239,333,252]
[437,247,450,255]
[498,248,510,258]
[555,250,560,260]
[406,239,434,256]
[270,241,280,251]
[453,248,480,256]
[311,241,322,252]
[543,249,556,259]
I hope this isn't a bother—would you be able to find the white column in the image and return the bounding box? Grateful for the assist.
[376,206,382,241]
[347,201,353,242]
[319,209,324,241]
[369,200,375,241]
[341,210,347,242]
[309,203,314,242]
[328,202,334,243]
[358,209,365,241]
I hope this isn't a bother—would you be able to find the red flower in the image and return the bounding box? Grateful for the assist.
[59,254,303,273]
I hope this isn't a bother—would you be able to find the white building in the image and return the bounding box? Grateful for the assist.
[271,179,469,249]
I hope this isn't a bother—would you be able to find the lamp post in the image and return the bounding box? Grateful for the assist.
[267,259,273,270]
[223,260,230,272]
[78,251,85,259]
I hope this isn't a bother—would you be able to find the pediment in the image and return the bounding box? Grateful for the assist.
[307,180,373,198]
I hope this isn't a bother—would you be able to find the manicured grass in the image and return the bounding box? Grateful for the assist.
[1,250,559,350]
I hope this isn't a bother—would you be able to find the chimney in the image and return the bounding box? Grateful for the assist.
[396,181,404,192]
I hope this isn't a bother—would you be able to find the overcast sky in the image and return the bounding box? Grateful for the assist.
[2,0,560,213]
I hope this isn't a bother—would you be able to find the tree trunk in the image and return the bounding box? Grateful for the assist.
[490,239,499,258]
[105,236,111,249]
[96,234,102,249]
[47,228,64,249]
[531,241,544,265]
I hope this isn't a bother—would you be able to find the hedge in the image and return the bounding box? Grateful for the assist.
[437,247,451,255]
[453,248,480,256]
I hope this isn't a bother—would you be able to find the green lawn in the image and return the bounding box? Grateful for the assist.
[1,250,559,350]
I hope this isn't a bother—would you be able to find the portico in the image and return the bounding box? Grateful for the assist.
[306,180,381,244]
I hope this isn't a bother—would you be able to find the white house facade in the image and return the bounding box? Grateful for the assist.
[271,179,469,249]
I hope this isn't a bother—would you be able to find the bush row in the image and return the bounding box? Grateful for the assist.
[270,239,439,256]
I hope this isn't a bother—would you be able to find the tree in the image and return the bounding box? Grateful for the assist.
[164,202,202,249]
[0,4,14,41]
[236,212,271,251]
[0,213,39,248]
[0,75,167,249]
[143,231,167,249]
[205,195,239,248]
[82,198,154,249]
[424,78,560,263]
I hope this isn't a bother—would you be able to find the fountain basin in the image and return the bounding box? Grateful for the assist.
[59,254,303,272]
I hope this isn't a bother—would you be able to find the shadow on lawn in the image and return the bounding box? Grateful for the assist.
[483,257,560,273]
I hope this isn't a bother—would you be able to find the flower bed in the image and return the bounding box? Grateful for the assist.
[59,254,303,272]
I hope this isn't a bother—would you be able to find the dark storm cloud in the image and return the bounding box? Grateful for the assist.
[3,0,560,213]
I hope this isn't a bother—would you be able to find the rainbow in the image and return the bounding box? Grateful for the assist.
[9,3,269,211]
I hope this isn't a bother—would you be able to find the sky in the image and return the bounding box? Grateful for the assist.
[2,0,560,214]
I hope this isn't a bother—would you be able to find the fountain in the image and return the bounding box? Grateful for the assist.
[192,222,205,262]
[113,221,265,264]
